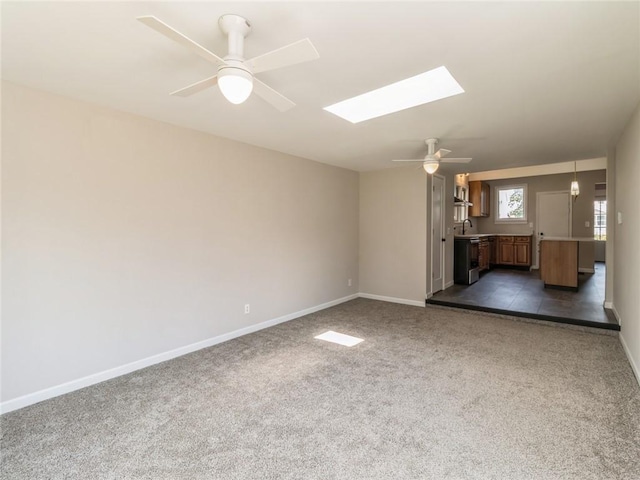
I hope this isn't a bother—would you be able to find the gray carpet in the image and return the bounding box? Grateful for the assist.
[2,299,639,479]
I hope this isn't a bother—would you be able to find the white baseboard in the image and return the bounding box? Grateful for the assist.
[444,281,454,289]
[604,301,613,309]
[358,293,425,308]
[610,306,638,387]
[620,333,640,387]
[612,305,621,326]
[0,294,359,415]
[578,267,596,273]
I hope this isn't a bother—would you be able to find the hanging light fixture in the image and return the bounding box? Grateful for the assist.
[570,161,580,200]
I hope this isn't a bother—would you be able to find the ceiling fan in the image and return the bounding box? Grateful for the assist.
[392,138,472,174]
[137,14,319,111]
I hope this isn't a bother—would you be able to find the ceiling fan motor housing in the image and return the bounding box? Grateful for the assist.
[218,14,251,58]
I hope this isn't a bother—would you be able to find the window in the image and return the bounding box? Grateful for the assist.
[594,200,607,240]
[495,185,527,222]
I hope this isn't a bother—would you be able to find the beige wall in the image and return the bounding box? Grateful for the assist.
[614,101,640,380]
[473,170,606,269]
[1,82,359,404]
[359,166,427,303]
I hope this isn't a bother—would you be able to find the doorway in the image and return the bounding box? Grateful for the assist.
[431,174,445,294]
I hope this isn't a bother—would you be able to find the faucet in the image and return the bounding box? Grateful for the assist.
[462,218,473,235]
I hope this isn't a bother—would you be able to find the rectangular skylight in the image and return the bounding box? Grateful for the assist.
[323,66,464,123]
[314,330,364,347]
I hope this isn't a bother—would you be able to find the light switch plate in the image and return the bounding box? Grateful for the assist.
[618,212,623,224]
[585,221,590,227]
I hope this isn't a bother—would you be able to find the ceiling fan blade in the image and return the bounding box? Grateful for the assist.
[137,16,225,66]
[246,38,319,74]
[253,78,295,111]
[170,75,218,97]
[392,159,424,162]
[441,158,473,163]
[434,148,451,159]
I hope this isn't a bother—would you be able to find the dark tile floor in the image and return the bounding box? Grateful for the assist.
[428,263,619,330]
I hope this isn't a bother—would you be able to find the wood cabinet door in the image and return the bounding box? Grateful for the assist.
[514,243,530,265]
[468,181,480,217]
[469,181,490,218]
[499,244,514,264]
[481,183,490,216]
[489,238,497,265]
[478,243,489,270]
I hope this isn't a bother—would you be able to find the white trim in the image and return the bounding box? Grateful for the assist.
[620,334,640,387]
[358,293,425,308]
[604,301,613,309]
[444,280,454,289]
[430,174,446,296]
[469,157,607,182]
[495,184,528,224]
[612,305,622,327]
[0,294,359,415]
[578,267,595,273]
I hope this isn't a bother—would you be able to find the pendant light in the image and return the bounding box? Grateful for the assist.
[570,161,580,200]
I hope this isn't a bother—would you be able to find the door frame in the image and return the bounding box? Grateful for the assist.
[430,173,446,295]
[534,190,572,269]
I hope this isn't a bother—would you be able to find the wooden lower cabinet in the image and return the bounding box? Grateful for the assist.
[514,242,530,266]
[540,240,578,288]
[489,237,498,266]
[499,242,514,264]
[478,240,490,271]
[497,235,531,267]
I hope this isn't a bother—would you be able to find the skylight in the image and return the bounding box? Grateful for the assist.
[323,66,464,124]
[314,330,363,347]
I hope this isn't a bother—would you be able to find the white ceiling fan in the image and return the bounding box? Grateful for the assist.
[137,14,319,111]
[392,138,472,174]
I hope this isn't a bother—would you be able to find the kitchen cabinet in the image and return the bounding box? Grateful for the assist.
[540,239,578,288]
[478,238,490,271]
[514,237,531,266]
[497,235,531,267]
[489,236,498,266]
[468,181,490,217]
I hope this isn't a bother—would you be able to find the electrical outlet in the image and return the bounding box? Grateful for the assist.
[244,304,250,314]
[348,278,352,287]
[585,221,590,228]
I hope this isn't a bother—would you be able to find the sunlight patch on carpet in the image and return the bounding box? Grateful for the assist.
[314,330,363,347]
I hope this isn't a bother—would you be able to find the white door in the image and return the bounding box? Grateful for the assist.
[536,191,572,268]
[431,175,445,293]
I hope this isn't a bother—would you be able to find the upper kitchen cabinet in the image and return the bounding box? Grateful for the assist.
[469,181,490,217]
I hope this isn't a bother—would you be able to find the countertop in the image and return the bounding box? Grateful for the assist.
[540,236,595,242]
[454,233,532,239]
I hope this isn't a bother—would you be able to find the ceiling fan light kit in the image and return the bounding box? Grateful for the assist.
[392,138,472,174]
[217,65,253,104]
[423,159,440,174]
[138,13,319,110]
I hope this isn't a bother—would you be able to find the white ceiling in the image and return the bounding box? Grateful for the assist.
[2,1,639,173]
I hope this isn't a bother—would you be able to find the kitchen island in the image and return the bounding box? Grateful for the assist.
[540,237,594,289]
